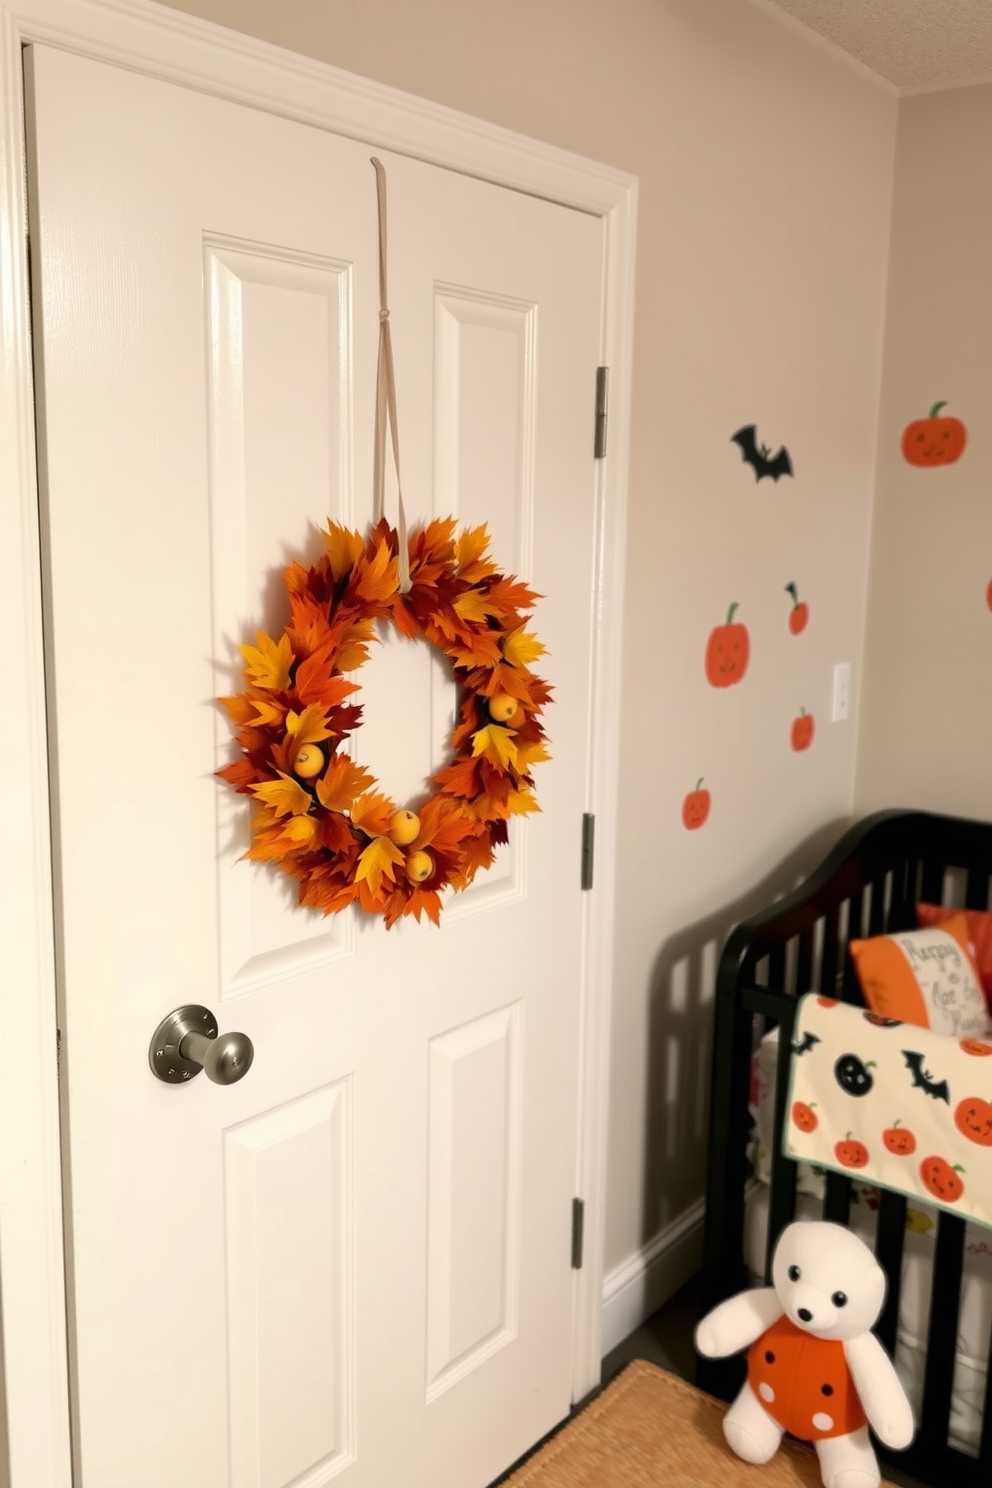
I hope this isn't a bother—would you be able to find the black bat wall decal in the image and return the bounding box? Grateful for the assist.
[791,1031,821,1055]
[732,425,794,483]
[902,1050,950,1104]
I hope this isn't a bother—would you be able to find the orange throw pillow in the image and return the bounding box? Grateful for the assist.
[916,904,992,1007]
[849,914,989,1037]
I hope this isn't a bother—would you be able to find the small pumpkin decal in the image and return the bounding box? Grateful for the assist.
[790,708,814,753]
[704,603,750,688]
[792,1100,818,1133]
[681,778,711,831]
[882,1120,916,1156]
[835,1133,869,1170]
[954,1096,992,1147]
[920,1156,965,1203]
[901,400,967,468]
[784,582,809,635]
[961,1039,992,1057]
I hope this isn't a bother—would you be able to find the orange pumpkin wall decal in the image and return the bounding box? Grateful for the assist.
[901,401,967,467]
[785,582,809,635]
[681,778,711,831]
[705,602,750,688]
[790,707,814,752]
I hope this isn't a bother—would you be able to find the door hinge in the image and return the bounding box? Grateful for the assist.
[571,1197,585,1270]
[594,366,609,459]
[581,812,595,891]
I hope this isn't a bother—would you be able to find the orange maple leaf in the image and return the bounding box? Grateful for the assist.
[315,755,377,814]
[449,633,504,670]
[484,576,541,618]
[216,757,257,792]
[295,643,361,711]
[351,790,398,838]
[432,756,481,799]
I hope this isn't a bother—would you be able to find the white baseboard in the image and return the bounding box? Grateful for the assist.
[600,1198,706,1357]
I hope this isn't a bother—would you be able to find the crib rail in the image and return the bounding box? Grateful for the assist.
[696,809,992,1487]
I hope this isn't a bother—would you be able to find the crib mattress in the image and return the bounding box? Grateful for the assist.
[744,1181,991,1457]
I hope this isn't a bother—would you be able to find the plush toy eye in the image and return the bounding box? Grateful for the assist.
[788,1265,801,1281]
[831,1291,848,1307]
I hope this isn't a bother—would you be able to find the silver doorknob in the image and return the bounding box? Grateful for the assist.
[149,1004,254,1086]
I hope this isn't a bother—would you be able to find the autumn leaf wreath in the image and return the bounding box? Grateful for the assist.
[218,517,551,927]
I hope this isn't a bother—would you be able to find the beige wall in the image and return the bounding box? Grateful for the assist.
[856,84,992,822]
[159,0,897,1281]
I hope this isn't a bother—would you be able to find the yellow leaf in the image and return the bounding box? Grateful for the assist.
[336,618,376,672]
[240,631,294,691]
[453,589,495,624]
[471,724,519,772]
[455,524,496,582]
[506,788,541,816]
[250,772,312,818]
[249,698,287,729]
[285,705,333,744]
[281,815,319,845]
[502,627,545,669]
[355,538,399,604]
[354,834,404,897]
[220,694,257,725]
[325,523,364,582]
[515,738,551,770]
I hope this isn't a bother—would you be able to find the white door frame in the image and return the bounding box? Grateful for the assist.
[0,3,636,1483]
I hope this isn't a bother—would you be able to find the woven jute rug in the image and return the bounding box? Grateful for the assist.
[502,1360,899,1487]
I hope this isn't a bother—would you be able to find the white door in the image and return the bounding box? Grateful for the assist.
[27,42,602,1488]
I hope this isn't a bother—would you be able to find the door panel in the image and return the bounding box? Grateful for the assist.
[27,41,602,1488]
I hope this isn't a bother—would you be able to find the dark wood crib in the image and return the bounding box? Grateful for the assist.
[696,808,992,1487]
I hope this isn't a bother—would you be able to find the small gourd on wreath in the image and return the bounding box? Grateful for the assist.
[217,158,551,928]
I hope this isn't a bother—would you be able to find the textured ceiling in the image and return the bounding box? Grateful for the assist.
[763,0,992,89]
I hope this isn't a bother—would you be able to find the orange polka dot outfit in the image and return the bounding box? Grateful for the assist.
[747,1317,867,1441]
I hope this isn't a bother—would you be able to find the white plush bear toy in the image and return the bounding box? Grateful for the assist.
[695,1221,914,1488]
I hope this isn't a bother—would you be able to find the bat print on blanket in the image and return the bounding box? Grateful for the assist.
[902,1051,951,1104]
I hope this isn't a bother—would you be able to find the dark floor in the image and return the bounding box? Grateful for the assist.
[491,1271,928,1488]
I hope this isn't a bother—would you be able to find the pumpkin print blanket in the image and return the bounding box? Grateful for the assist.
[784,993,992,1228]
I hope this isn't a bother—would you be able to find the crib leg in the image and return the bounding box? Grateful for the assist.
[722,1382,785,1464]
[814,1425,879,1488]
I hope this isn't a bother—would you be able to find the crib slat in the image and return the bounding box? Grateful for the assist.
[765,973,797,1276]
[890,857,919,930]
[873,1189,907,1358]
[919,1212,965,1454]
[966,865,991,911]
[820,904,841,999]
[868,875,887,935]
[919,856,944,905]
[796,925,814,994]
[821,1170,851,1226]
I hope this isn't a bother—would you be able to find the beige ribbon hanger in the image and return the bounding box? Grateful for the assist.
[370,156,411,594]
